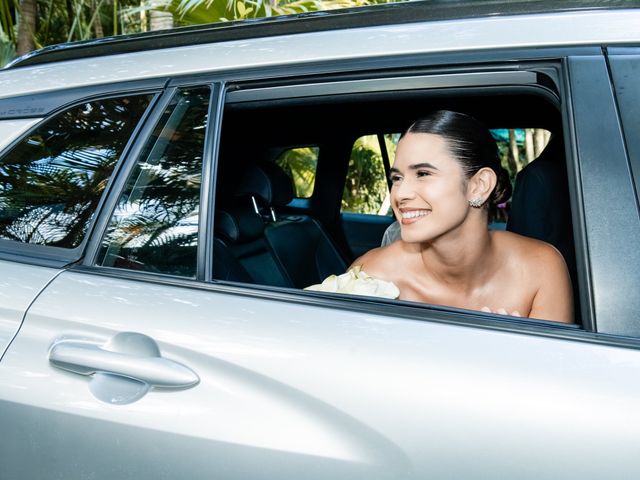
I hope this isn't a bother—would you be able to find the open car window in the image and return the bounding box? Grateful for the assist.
[214,68,577,326]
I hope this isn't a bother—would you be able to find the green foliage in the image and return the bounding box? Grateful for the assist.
[275,146,318,198]
[0,0,16,41]
[0,30,15,67]
[2,0,143,58]
[171,0,402,24]
[342,134,394,215]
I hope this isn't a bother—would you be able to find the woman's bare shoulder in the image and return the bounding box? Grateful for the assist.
[493,230,568,272]
[493,230,573,323]
[351,242,405,278]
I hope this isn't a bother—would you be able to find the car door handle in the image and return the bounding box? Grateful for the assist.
[49,332,199,389]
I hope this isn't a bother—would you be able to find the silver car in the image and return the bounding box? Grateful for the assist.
[1,1,640,478]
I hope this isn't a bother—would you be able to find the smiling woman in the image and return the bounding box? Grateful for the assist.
[352,110,574,323]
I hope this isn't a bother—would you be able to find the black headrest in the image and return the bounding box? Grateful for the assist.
[236,162,294,207]
[534,134,563,163]
[215,202,264,244]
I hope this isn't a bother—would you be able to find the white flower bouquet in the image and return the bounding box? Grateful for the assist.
[304,266,400,299]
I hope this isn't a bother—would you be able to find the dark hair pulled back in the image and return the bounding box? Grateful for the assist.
[405,110,512,216]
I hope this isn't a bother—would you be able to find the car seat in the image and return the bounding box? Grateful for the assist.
[236,162,348,289]
[214,198,293,287]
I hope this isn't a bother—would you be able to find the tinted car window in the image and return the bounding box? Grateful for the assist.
[0,95,152,248]
[98,87,210,277]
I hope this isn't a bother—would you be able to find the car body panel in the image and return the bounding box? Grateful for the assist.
[0,260,60,357]
[0,10,640,101]
[1,270,640,478]
[0,118,42,150]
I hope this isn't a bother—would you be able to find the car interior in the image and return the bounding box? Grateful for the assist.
[213,79,578,321]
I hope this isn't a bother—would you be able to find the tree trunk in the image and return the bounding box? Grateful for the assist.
[140,0,147,32]
[93,0,104,38]
[149,11,173,31]
[533,128,547,156]
[113,0,118,35]
[148,0,173,31]
[16,0,36,56]
[525,128,535,164]
[508,129,521,172]
[66,0,74,37]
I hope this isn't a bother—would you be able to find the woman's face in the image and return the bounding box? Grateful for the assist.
[390,132,472,243]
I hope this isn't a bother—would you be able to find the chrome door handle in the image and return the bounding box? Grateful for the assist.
[49,332,199,404]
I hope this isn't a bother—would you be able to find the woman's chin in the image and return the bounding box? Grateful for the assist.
[400,229,432,244]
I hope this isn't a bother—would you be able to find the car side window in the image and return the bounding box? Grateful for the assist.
[0,94,152,248]
[98,87,210,277]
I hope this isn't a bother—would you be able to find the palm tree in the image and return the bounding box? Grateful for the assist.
[0,32,15,66]
[164,0,399,25]
[16,0,35,55]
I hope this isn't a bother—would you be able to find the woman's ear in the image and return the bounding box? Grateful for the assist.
[467,167,497,204]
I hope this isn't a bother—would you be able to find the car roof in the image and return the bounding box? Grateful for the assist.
[5,0,638,69]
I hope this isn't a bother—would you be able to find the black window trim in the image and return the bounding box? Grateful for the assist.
[226,71,540,104]
[559,57,594,334]
[198,82,225,283]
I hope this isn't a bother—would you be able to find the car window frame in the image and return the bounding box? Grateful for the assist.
[217,61,589,326]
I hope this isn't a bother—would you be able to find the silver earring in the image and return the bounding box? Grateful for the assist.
[469,198,484,208]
